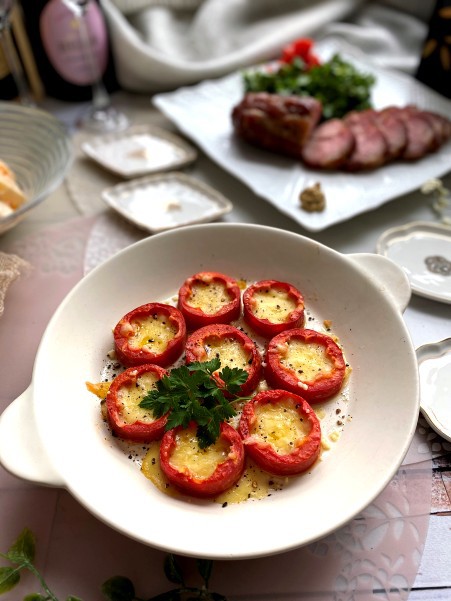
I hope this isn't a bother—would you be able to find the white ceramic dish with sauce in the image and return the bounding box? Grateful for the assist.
[0,224,419,559]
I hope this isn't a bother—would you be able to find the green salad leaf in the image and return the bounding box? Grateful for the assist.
[243,54,376,119]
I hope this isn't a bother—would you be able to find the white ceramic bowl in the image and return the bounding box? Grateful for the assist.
[0,102,72,235]
[0,224,419,559]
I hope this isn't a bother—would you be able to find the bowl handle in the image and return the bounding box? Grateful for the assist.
[0,386,64,487]
[348,253,411,313]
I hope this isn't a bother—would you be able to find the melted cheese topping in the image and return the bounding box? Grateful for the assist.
[117,372,159,424]
[215,460,287,504]
[281,339,333,382]
[142,445,287,503]
[142,441,178,497]
[204,336,250,370]
[169,428,231,479]
[127,313,177,352]
[186,281,232,315]
[251,399,311,454]
[252,288,297,323]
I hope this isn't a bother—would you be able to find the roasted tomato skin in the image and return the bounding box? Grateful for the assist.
[185,323,262,396]
[113,302,186,368]
[243,279,305,337]
[106,363,168,443]
[159,422,245,498]
[177,271,241,330]
[265,328,346,402]
[239,389,321,476]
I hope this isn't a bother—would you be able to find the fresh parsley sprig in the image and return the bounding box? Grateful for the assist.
[0,529,227,601]
[243,54,376,120]
[139,358,250,448]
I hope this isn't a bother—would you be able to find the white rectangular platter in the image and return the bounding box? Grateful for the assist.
[153,39,451,231]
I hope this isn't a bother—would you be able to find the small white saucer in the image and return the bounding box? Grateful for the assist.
[377,221,451,304]
[417,338,451,442]
[82,124,197,178]
[101,172,232,233]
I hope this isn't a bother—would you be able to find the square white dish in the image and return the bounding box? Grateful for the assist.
[82,124,197,178]
[153,38,451,231]
[101,171,232,232]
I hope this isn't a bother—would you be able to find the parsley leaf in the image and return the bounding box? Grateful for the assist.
[243,54,376,120]
[139,359,251,448]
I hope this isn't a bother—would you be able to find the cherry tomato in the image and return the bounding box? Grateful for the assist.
[106,363,168,443]
[281,38,321,68]
[239,389,321,476]
[185,323,262,396]
[265,328,346,402]
[113,302,186,367]
[243,279,304,337]
[160,422,245,497]
[178,271,241,330]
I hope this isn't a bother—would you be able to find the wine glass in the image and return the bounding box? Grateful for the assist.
[0,0,34,105]
[62,0,129,133]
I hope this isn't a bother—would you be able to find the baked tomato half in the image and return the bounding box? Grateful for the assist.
[239,389,321,476]
[185,323,262,396]
[106,363,168,442]
[177,271,241,330]
[243,279,304,337]
[265,328,346,402]
[160,422,245,497]
[113,302,186,367]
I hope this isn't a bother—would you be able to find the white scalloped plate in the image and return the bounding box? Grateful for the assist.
[417,338,451,442]
[377,221,451,304]
[153,38,451,231]
[82,124,197,178]
[101,172,232,232]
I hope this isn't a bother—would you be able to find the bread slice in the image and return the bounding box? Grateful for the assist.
[0,163,26,210]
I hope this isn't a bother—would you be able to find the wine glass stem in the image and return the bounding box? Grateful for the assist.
[76,5,110,110]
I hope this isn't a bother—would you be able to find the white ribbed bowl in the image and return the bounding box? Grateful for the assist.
[0,102,72,234]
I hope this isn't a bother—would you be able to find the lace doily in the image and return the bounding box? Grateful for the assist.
[0,251,31,318]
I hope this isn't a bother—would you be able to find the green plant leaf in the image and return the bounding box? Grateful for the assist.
[101,576,135,601]
[0,566,20,594]
[6,528,35,564]
[23,594,47,601]
[66,596,84,601]
[163,555,184,586]
[196,559,213,585]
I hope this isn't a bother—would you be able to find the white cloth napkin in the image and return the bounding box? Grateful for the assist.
[100,0,434,92]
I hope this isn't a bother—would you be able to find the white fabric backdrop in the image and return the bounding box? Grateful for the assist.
[99,0,435,92]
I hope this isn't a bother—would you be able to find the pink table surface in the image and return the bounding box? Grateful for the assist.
[0,215,441,601]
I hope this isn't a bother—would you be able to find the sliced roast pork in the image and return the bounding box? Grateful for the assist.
[300,119,355,169]
[371,110,408,160]
[343,111,388,171]
[232,93,451,171]
[231,92,323,159]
